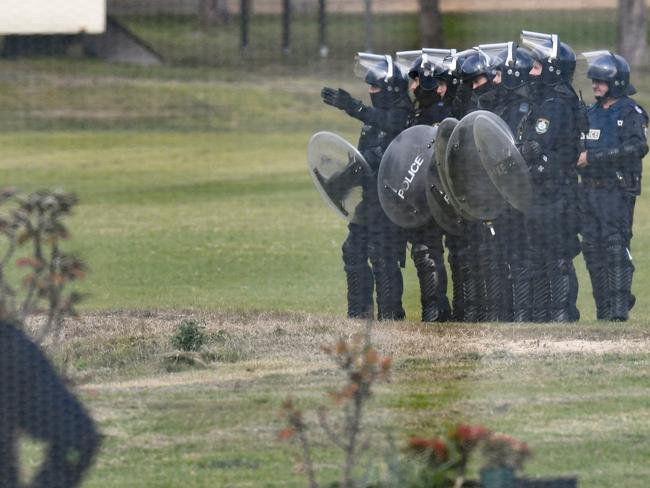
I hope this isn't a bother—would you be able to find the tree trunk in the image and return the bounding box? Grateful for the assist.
[618,0,646,68]
[199,0,230,28]
[419,0,443,48]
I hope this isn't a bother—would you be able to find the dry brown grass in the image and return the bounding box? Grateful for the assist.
[18,310,650,487]
[26,309,650,389]
[51,309,650,357]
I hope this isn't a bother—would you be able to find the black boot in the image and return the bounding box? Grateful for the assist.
[478,232,511,322]
[344,263,374,319]
[461,257,481,323]
[448,250,465,322]
[412,244,449,322]
[547,258,575,322]
[582,241,610,320]
[531,258,549,323]
[511,260,533,322]
[372,258,405,321]
[607,236,634,321]
[342,228,374,319]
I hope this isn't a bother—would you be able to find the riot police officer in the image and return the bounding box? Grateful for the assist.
[449,49,511,322]
[399,51,453,322]
[519,31,582,322]
[577,51,648,321]
[491,43,537,321]
[321,53,411,320]
[404,50,455,126]
[447,48,479,119]
[460,49,503,112]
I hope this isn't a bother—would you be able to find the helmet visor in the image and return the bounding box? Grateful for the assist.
[395,50,422,77]
[581,50,618,80]
[447,48,478,77]
[477,42,509,69]
[354,53,394,84]
[520,30,559,61]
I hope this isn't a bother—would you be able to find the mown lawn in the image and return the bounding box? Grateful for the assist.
[20,312,650,488]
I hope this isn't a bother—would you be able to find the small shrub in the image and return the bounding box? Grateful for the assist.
[0,188,87,343]
[171,319,206,352]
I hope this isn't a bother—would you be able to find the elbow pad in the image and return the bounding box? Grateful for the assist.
[622,141,649,160]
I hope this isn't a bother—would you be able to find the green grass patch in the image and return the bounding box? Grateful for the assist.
[26,315,650,487]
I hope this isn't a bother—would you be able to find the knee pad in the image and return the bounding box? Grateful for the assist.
[342,234,367,267]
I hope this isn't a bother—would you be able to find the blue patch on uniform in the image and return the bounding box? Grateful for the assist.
[519,102,529,113]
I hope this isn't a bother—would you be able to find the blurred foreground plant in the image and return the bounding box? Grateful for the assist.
[279,320,532,488]
[280,321,391,488]
[0,188,86,343]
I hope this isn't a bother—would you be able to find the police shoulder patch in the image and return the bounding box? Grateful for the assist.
[535,118,550,134]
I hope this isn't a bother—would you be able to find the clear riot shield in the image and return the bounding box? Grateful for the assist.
[442,111,509,221]
[377,125,437,229]
[473,112,533,214]
[429,117,466,234]
[307,131,372,224]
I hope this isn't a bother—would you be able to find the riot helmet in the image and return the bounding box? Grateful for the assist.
[520,30,576,85]
[582,50,636,98]
[398,51,439,91]
[355,52,408,108]
[446,48,477,83]
[396,50,424,80]
[498,42,535,90]
[460,50,496,85]
[477,42,510,72]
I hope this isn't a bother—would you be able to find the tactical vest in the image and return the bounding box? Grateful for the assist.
[583,97,646,178]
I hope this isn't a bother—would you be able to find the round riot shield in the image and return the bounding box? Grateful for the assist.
[443,111,509,221]
[377,125,437,229]
[433,117,475,226]
[424,156,465,236]
[473,112,533,213]
[307,131,372,224]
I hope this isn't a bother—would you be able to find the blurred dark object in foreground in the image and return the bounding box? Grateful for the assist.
[0,321,100,488]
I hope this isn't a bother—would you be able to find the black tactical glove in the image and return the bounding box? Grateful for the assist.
[519,140,543,164]
[321,87,362,113]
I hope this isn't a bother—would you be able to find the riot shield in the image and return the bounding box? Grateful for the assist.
[377,125,437,229]
[307,131,372,224]
[473,112,533,213]
[434,117,474,223]
[420,118,465,235]
[443,111,509,221]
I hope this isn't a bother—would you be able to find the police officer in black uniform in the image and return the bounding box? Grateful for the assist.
[438,50,476,322]
[577,51,648,321]
[397,52,453,322]
[454,49,512,322]
[448,49,479,119]
[405,52,454,126]
[321,53,411,320]
[1,321,100,487]
[492,43,537,321]
[519,31,582,322]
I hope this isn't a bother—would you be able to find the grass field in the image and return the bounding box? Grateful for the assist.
[2,10,650,486]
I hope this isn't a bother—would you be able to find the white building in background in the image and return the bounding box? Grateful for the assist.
[0,0,106,34]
